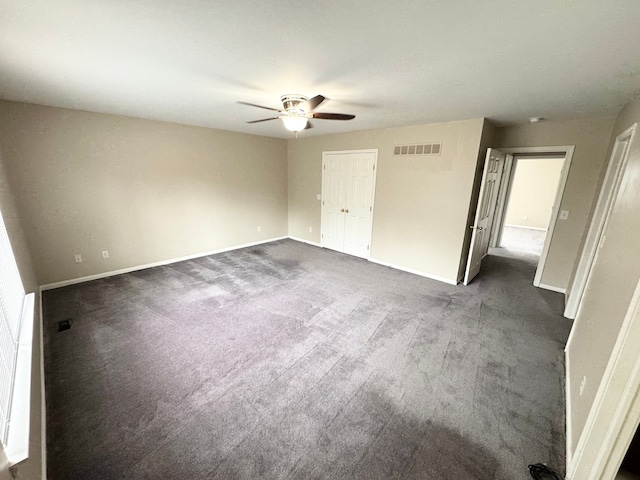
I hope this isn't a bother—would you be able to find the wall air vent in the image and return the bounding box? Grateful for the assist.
[393,142,442,156]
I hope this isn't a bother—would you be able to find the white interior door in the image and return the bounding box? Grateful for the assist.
[321,150,377,258]
[321,155,347,252]
[343,153,376,257]
[463,148,505,285]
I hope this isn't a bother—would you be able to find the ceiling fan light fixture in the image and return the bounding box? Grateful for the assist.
[240,94,353,133]
[282,115,308,132]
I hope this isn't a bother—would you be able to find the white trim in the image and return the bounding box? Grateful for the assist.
[288,236,322,248]
[368,257,458,285]
[500,146,575,155]
[5,293,35,466]
[503,223,548,232]
[40,237,288,290]
[500,146,575,288]
[564,124,637,319]
[537,283,566,294]
[567,278,640,480]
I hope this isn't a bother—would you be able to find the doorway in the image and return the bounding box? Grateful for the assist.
[321,149,378,259]
[494,156,565,256]
[488,146,574,291]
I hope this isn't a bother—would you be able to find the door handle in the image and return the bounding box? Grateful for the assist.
[470,226,484,231]
[344,209,349,213]
[340,208,345,212]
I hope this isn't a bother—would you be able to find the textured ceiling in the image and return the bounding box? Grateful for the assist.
[1,0,640,138]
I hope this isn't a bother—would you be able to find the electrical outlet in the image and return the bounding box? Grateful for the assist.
[580,376,587,396]
[257,226,261,232]
[102,250,109,259]
[309,227,312,233]
[74,254,83,264]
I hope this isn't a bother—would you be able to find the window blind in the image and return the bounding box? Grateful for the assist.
[0,210,25,446]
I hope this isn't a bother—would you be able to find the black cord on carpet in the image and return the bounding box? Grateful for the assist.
[528,463,564,479]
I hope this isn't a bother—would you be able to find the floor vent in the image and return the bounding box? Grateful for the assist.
[57,319,72,332]
[393,142,442,156]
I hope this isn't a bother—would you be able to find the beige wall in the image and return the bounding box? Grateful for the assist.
[0,101,288,285]
[566,96,640,459]
[288,118,485,283]
[495,117,616,290]
[504,157,564,230]
[0,141,41,478]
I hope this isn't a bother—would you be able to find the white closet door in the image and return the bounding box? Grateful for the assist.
[343,152,376,258]
[321,150,377,259]
[321,155,348,252]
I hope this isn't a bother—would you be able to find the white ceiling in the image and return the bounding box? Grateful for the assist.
[1,0,640,139]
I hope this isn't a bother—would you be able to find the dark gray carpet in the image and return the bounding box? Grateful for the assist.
[43,239,571,479]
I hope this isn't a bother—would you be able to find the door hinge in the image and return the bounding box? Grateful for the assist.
[322,200,325,206]
[370,206,372,212]
[323,164,326,170]
[367,244,370,250]
[322,233,324,238]
[373,164,376,170]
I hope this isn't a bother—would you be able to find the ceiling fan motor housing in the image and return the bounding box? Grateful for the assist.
[281,95,308,113]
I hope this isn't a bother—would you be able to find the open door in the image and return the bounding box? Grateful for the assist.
[463,148,506,285]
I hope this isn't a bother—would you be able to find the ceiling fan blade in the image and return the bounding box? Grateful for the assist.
[237,101,281,112]
[312,112,356,120]
[304,121,314,130]
[246,117,280,124]
[303,95,326,111]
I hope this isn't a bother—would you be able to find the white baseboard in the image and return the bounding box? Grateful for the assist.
[288,236,322,248]
[40,236,288,290]
[537,282,567,294]
[368,257,458,285]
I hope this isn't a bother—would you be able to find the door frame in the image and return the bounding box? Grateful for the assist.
[491,146,575,290]
[566,277,640,479]
[320,149,378,259]
[564,124,637,319]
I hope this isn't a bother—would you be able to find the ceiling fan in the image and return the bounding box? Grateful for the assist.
[238,95,355,133]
